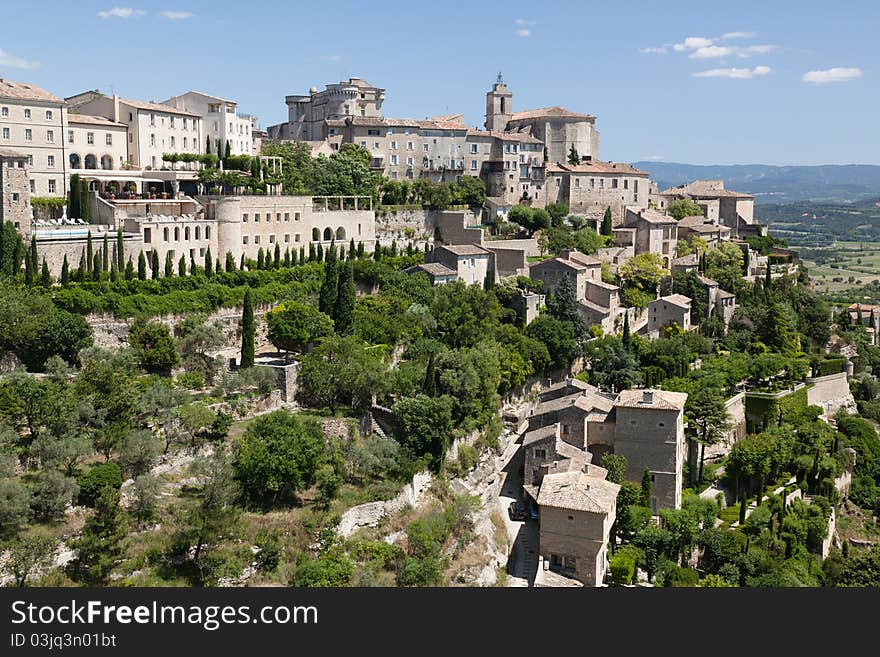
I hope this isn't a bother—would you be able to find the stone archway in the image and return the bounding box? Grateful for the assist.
[323,227,332,241]
[336,226,346,240]
[312,227,320,241]
[84,154,97,169]
[100,155,113,170]
[69,153,81,169]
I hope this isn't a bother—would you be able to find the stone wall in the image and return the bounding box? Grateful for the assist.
[374,207,434,242]
[806,372,856,419]
[36,232,145,276]
[336,470,433,537]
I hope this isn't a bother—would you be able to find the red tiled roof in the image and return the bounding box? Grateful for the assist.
[510,106,596,121]
[547,161,648,176]
[0,78,63,103]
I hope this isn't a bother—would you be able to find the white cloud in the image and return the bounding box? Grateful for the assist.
[515,18,535,26]
[159,11,193,20]
[722,31,757,40]
[0,48,39,70]
[321,55,343,62]
[690,46,734,59]
[693,65,772,79]
[97,7,145,19]
[673,36,715,51]
[690,44,776,59]
[516,29,531,38]
[639,46,668,55]
[802,67,863,84]
[643,155,666,161]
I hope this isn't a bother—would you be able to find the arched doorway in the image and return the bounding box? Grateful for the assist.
[323,227,332,241]
[336,226,346,240]
[100,155,113,170]
[84,154,97,169]
[312,227,320,241]
[69,153,81,169]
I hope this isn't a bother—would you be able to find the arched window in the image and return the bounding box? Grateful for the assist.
[195,226,201,240]
[205,226,211,239]
[323,227,332,241]
[185,226,190,240]
[312,227,320,241]
[69,153,81,169]
[84,154,97,169]
[336,226,346,240]
[100,155,113,170]
[174,227,180,241]
[163,227,169,241]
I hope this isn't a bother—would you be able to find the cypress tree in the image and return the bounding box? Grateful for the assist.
[256,248,265,270]
[0,218,5,276]
[12,238,22,279]
[284,247,291,267]
[137,251,147,280]
[204,247,213,277]
[739,497,747,525]
[240,287,255,369]
[29,234,38,277]
[602,207,613,236]
[60,254,69,285]
[308,243,315,262]
[239,253,246,271]
[68,173,81,219]
[189,253,197,275]
[334,260,355,334]
[424,242,430,254]
[86,232,93,272]
[349,238,356,259]
[299,245,305,264]
[406,241,414,257]
[102,233,109,272]
[205,135,211,154]
[125,256,134,281]
[151,250,160,280]
[273,242,280,268]
[357,241,364,259]
[225,251,235,272]
[224,140,231,160]
[76,249,85,282]
[764,260,772,289]
[373,244,382,261]
[641,470,653,509]
[116,229,125,272]
[339,245,345,261]
[91,253,101,281]
[24,248,33,286]
[319,257,339,316]
[178,255,187,277]
[622,311,631,348]
[109,258,118,282]
[165,251,174,277]
[215,257,222,276]
[80,179,90,222]
[390,239,397,257]
[317,242,324,263]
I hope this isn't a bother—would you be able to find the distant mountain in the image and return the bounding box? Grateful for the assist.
[631,162,880,205]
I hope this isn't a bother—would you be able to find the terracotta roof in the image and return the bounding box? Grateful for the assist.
[465,128,543,144]
[430,113,464,125]
[406,262,457,277]
[653,294,692,309]
[68,113,126,127]
[532,392,587,416]
[436,244,490,256]
[579,298,613,315]
[697,274,719,287]
[672,253,699,266]
[537,470,619,514]
[661,180,752,199]
[119,97,201,117]
[546,161,648,176]
[716,289,736,299]
[0,78,63,104]
[540,378,596,398]
[575,392,614,414]
[325,118,347,127]
[0,148,27,159]
[523,424,559,446]
[510,106,596,122]
[615,389,687,411]
[628,208,677,225]
[585,279,619,291]
[848,303,879,311]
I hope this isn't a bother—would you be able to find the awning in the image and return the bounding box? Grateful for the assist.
[78,173,166,183]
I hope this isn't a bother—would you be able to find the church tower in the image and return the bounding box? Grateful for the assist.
[485,73,512,131]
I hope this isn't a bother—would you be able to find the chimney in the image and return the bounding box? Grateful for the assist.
[642,390,654,404]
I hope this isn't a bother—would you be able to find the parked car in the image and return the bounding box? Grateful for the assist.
[508,500,528,521]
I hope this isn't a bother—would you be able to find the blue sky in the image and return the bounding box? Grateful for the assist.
[1,0,876,165]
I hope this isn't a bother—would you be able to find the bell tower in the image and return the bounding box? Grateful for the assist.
[485,73,513,131]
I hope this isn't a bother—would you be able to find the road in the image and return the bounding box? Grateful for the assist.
[496,431,538,587]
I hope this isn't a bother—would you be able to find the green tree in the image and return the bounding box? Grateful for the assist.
[60,254,69,285]
[76,462,122,507]
[116,228,125,272]
[334,260,355,334]
[668,198,704,220]
[319,255,339,316]
[150,249,159,279]
[297,335,386,413]
[568,144,580,165]
[40,257,50,286]
[392,394,455,470]
[686,386,732,484]
[102,232,109,272]
[225,251,235,272]
[6,530,55,587]
[602,207,613,236]
[204,247,213,277]
[232,410,326,506]
[240,287,255,368]
[129,318,179,373]
[68,485,128,585]
[137,251,147,280]
[124,256,134,281]
[0,479,32,538]
[86,231,93,273]
[178,254,186,277]
[266,301,333,355]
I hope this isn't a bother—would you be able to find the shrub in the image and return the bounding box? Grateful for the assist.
[609,550,636,585]
[77,462,123,507]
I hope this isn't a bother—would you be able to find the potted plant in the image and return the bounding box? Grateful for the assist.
[160,189,168,199]
[149,186,157,199]
[106,183,117,199]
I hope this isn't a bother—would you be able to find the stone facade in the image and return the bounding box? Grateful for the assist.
[431,243,491,287]
[279,78,385,142]
[619,207,678,267]
[163,91,255,157]
[0,149,30,231]
[544,161,652,221]
[647,294,692,335]
[67,114,128,175]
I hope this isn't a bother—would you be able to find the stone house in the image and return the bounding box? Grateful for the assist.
[163,91,255,157]
[656,180,756,239]
[847,303,880,346]
[403,262,457,285]
[0,149,30,232]
[646,294,692,335]
[617,207,678,268]
[676,213,732,248]
[543,161,652,221]
[431,243,492,287]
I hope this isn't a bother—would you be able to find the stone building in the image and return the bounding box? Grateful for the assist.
[847,303,880,346]
[0,149,30,231]
[430,243,491,286]
[163,91,255,156]
[275,78,385,142]
[67,114,128,175]
[66,91,203,171]
[656,180,756,238]
[537,469,619,586]
[544,161,652,221]
[676,213,732,248]
[616,207,678,267]
[646,294,692,336]
[403,262,457,285]
[0,78,68,199]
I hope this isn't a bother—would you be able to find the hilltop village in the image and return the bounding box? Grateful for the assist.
[0,74,878,589]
